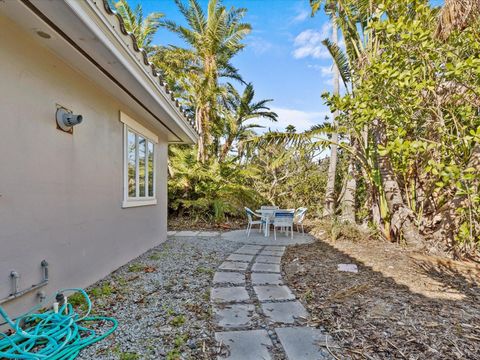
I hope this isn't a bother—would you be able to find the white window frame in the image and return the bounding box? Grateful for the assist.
[120,112,158,208]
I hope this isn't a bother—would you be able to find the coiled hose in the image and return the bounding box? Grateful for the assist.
[0,288,117,359]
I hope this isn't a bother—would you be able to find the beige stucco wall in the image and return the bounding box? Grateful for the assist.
[0,15,168,317]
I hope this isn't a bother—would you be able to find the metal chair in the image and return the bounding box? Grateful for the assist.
[294,207,307,235]
[244,207,265,237]
[273,211,294,240]
[261,205,279,210]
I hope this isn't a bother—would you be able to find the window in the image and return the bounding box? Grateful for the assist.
[121,112,158,208]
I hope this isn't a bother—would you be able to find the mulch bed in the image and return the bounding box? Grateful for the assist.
[168,216,245,231]
[282,234,480,359]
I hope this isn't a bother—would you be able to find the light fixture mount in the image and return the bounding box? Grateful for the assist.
[56,107,83,132]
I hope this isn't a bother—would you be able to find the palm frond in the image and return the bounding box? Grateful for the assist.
[310,0,324,16]
[435,0,480,40]
[322,38,351,88]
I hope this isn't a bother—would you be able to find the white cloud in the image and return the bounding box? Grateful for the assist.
[292,24,331,59]
[292,9,310,23]
[249,107,330,133]
[307,64,333,77]
[248,36,274,55]
[307,64,346,91]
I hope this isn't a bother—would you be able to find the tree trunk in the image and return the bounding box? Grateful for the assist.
[323,14,339,217]
[196,106,208,163]
[219,136,234,162]
[340,136,358,222]
[341,159,356,222]
[374,120,426,249]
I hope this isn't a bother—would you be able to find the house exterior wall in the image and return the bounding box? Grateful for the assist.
[0,15,168,316]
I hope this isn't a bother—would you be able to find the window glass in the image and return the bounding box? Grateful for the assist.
[148,141,154,197]
[127,131,136,197]
[138,137,146,197]
[125,126,155,202]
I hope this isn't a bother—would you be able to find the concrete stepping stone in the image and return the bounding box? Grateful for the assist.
[255,255,281,264]
[213,272,246,285]
[167,230,177,236]
[254,285,295,302]
[219,261,249,271]
[213,304,256,328]
[275,327,332,359]
[175,230,199,237]
[211,287,250,303]
[261,249,284,256]
[240,245,263,250]
[234,248,260,255]
[251,263,280,273]
[261,301,308,324]
[198,231,221,237]
[227,254,254,262]
[264,246,286,251]
[215,330,273,360]
[251,273,283,285]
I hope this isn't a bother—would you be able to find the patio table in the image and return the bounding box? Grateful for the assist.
[256,209,294,237]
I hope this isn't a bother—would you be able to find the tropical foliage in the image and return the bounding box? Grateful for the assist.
[154,0,252,163]
[112,0,479,257]
[111,0,163,54]
[306,0,480,255]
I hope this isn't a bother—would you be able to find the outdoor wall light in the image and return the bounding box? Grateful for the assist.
[56,107,83,132]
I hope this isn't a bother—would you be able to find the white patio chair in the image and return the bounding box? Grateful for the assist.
[245,207,265,237]
[273,211,294,240]
[294,207,307,235]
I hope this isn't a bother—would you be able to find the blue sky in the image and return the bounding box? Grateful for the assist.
[132,0,444,132]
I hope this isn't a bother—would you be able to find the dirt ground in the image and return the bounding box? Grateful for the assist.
[168,216,244,231]
[282,230,480,359]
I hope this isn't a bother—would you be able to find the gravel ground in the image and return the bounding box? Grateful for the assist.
[78,235,241,360]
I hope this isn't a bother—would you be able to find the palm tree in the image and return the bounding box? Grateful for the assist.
[252,0,428,247]
[323,8,340,218]
[219,83,277,162]
[435,0,480,40]
[285,125,297,133]
[160,0,251,163]
[112,0,163,54]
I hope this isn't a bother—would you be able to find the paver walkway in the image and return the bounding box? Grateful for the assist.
[211,243,333,359]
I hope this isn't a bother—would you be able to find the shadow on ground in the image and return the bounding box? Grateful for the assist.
[282,236,480,359]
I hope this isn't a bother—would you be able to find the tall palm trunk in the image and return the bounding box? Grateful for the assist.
[219,136,234,162]
[341,157,356,222]
[323,14,339,217]
[196,106,208,163]
[374,120,425,249]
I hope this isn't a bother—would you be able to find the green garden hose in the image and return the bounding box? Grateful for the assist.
[0,288,117,359]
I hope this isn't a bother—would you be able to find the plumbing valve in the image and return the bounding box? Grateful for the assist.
[41,260,49,281]
[10,271,19,295]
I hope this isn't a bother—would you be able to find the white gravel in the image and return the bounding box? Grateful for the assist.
[78,235,241,359]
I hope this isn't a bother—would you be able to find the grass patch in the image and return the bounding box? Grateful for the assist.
[310,218,372,243]
[119,352,140,360]
[163,305,176,317]
[68,283,114,311]
[166,334,188,360]
[115,276,129,287]
[195,266,215,276]
[68,292,88,310]
[149,251,163,261]
[170,315,186,327]
[202,289,210,302]
[128,263,145,273]
[90,283,113,298]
